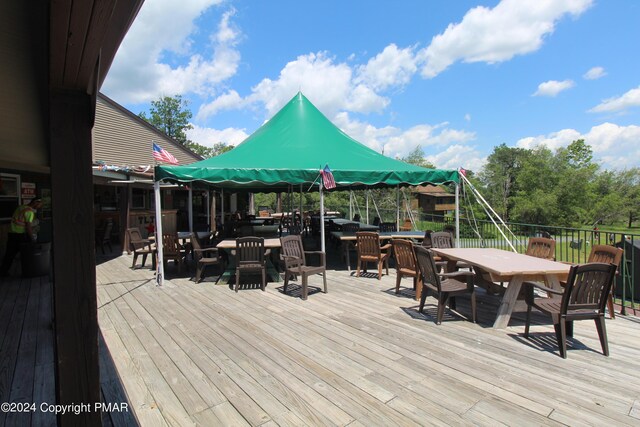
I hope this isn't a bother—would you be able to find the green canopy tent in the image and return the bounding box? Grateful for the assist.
[153,92,461,284]
[156,92,458,191]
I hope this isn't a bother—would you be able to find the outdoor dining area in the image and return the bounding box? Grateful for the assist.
[88,93,640,425]
[96,231,640,425]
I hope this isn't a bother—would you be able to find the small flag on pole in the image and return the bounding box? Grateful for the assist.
[320,164,336,190]
[152,142,179,165]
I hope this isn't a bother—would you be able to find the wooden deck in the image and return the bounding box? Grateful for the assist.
[0,276,56,427]
[97,253,640,426]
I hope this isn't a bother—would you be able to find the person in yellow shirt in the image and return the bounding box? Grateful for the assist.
[1,198,43,277]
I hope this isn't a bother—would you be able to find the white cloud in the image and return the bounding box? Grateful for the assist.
[589,86,640,113]
[515,123,640,169]
[201,52,390,121]
[187,124,249,147]
[196,90,244,121]
[102,1,239,103]
[464,114,471,122]
[583,66,606,80]
[425,145,487,172]
[417,0,593,78]
[533,79,575,97]
[355,44,418,91]
[333,112,476,167]
[516,128,581,150]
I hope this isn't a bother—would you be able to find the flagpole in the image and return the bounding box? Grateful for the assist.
[319,179,325,253]
[153,140,165,286]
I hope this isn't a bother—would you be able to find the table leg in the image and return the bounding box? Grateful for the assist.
[493,275,524,329]
[345,241,351,271]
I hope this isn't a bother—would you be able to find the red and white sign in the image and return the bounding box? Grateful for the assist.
[21,182,36,201]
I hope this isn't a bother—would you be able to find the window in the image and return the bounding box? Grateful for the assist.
[0,173,20,221]
[131,188,147,209]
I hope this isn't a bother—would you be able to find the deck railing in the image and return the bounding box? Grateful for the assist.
[329,206,639,314]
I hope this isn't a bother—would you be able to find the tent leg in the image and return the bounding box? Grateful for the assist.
[366,190,369,224]
[188,187,193,232]
[154,181,164,286]
[396,186,400,231]
[320,182,325,253]
[455,182,460,247]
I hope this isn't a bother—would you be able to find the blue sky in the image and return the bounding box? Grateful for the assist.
[102,0,640,172]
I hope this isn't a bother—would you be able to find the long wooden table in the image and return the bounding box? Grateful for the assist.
[430,248,571,329]
[331,231,424,271]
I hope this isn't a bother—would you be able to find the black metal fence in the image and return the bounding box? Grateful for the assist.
[331,206,639,314]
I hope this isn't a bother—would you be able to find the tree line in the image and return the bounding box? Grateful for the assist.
[139,95,639,228]
[473,140,640,228]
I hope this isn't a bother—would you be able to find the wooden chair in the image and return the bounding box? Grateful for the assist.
[96,220,113,254]
[588,245,623,319]
[430,231,470,269]
[526,237,556,260]
[399,218,412,231]
[280,235,327,300]
[235,237,266,292]
[414,246,476,324]
[421,230,434,248]
[391,239,421,300]
[355,232,391,280]
[524,262,617,358]
[162,233,186,272]
[379,222,397,232]
[126,227,155,269]
[191,232,220,283]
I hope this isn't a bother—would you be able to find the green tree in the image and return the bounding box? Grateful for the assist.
[139,95,193,145]
[478,144,529,221]
[400,146,435,168]
[185,141,234,158]
[615,168,640,228]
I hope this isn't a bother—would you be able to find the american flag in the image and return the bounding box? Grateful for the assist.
[152,142,179,165]
[320,165,336,190]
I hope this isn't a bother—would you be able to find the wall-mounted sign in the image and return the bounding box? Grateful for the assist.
[21,182,36,201]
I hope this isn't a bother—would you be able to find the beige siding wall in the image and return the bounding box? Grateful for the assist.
[92,95,200,167]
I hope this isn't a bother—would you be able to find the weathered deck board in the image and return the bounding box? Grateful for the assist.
[97,254,640,426]
[0,276,56,427]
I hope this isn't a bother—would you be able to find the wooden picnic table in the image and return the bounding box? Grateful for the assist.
[430,248,571,329]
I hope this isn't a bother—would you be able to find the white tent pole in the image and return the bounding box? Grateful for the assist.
[188,187,193,232]
[396,186,400,230]
[211,191,217,234]
[299,184,303,222]
[154,181,164,286]
[205,191,210,230]
[320,181,325,253]
[455,183,460,247]
[349,191,353,220]
[366,190,369,224]
[221,188,225,225]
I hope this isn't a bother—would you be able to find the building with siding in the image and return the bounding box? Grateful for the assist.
[411,185,456,219]
[92,93,204,249]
